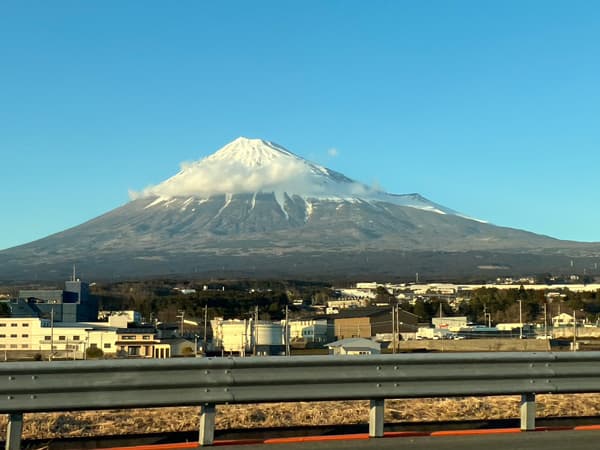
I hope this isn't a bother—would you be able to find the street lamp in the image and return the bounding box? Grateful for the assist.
[483,304,491,328]
[177,310,185,336]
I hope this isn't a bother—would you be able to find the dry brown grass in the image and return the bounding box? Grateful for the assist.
[3,394,600,441]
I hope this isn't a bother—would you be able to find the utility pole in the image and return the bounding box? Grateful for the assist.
[203,304,208,354]
[572,309,577,351]
[543,303,548,338]
[391,305,396,354]
[253,305,259,356]
[396,304,401,352]
[284,304,290,356]
[518,300,523,339]
[49,308,54,361]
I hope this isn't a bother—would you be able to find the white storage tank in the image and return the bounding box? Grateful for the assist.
[221,320,251,355]
[255,322,284,347]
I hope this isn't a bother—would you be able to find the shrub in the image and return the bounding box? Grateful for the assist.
[86,347,104,359]
[182,346,195,357]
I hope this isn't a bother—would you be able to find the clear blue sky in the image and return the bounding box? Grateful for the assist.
[1,1,599,251]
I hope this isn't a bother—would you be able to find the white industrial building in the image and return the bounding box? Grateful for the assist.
[0,317,118,359]
[432,316,468,331]
[287,318,330,344]
[211,318,286,356]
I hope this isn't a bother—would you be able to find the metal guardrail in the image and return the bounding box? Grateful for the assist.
[3,352,600,449]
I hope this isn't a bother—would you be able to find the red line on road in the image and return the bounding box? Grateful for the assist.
[264,433,370,444]
[101,424,600,449]
[431,428,522,436]
[574,424,600,431]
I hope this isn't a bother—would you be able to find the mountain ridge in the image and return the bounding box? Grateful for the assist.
[2,137,599,281]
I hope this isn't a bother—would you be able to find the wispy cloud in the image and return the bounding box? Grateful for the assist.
[327,147,339,157]
[130,158,312,199]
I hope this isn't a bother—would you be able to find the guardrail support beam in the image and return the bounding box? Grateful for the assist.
[199,403,216,446]
[6,413,23,450]
[520,393,536,431]
[369,399,384,437]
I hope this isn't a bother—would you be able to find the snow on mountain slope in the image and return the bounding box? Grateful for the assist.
[133,137,472,219]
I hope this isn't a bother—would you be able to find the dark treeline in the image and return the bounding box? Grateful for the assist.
[92,279,331,323]
[89,280,600,326]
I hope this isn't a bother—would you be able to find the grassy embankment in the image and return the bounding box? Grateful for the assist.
[2,394,600,440]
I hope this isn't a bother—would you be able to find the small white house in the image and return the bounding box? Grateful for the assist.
[553,313,575,328]
[327,338,381,355]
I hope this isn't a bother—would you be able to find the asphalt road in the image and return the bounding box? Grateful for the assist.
[203,430,600,450]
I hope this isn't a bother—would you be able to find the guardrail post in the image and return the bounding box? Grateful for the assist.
[199,403,216,446]
[520,393,536,431]
[369,399,384,438]
[6,413,23,450]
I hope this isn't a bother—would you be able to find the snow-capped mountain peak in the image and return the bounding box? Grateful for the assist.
[134,137,469,219]
[206,137,302,168]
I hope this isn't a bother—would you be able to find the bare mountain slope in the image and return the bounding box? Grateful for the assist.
[1,138,599,281]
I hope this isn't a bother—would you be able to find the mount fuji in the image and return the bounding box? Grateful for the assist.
[2,137,599,281]
[133,137,461,218]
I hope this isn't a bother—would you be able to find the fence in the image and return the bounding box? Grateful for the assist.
[3,351,600,449]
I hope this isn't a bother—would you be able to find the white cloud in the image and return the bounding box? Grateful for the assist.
[327,147,339,157]
[130,158,317,199]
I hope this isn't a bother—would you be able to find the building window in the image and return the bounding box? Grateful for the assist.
[103,343,111,349]
[73,336,80,341]
[10,334,17,338]
[121,336,135,340]
[0,344,4,348]
[21,334,28,338]
[44,336,51,341]
[142,335,151,340]
[0,324,6,327]
[89,343,98,349]
[58,336,66,341]
[11,324,18,327]
[21,323,29,327]
[10,344,17,349]
[0,334,5,338]
[21,344,28,349]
